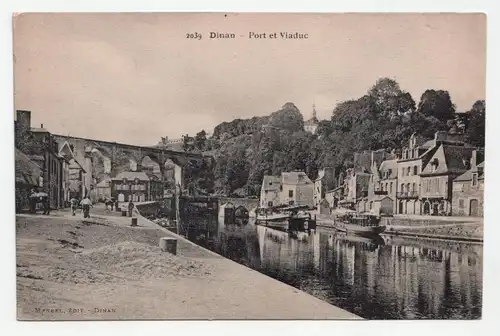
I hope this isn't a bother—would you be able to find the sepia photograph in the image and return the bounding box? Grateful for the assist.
[13,12,486,320]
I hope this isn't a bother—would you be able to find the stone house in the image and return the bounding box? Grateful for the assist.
[372,159,398,213]
[260,175,281,208]
[280,171,314,207]
[420,142,477,216]
[396,132,438,215]
[451,150,484,217]
[58,140,86,202]
[325,186,344,210]
[16,110,65,209]
[313,167,336,207]
[111,171,163,202]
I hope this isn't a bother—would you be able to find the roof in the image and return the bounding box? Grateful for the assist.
[262,175,281,191]
[372,195,393,202]
[112,171,150,181]
[30,127,49,133]
[454,161,485,182]
[421,144,476,176]
[281,171,313,185]
[379,159,398,179]
[15,148,42,186]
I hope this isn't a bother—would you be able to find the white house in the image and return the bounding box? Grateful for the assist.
[260,175,281,208]
[280,171,314,207]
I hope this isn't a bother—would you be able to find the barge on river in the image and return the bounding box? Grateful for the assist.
[334,209,386,237]
[255,205,317,232]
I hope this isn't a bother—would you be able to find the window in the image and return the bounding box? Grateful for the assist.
[413,166,418,175]
[407,167,411,176]
[289,190,294,198]
[268,201,273,207]
[390,182,393,194]
[472,173,478,186]
[412,183,416,192]
[400,184,404,192]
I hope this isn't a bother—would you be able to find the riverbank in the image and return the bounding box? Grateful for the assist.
[16,206,359,320]
[315,213,483,242]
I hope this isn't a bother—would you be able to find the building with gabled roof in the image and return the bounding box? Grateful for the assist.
[451,149,484,216]
[260,175,281,208]
[280,171,314,207]
[419,141,477,216]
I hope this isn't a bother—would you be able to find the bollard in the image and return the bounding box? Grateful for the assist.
[121,210,127,217]
[131,217,138,227]
[159,237,177,255]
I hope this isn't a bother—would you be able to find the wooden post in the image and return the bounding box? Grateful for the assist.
[159,237,177,255]
[131,217,138,227]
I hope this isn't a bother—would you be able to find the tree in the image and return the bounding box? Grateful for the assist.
[182,134,195,152]
[416,89,456,122]
[463,100,486,147]
[269,102,304,133]
[194,130,207,150]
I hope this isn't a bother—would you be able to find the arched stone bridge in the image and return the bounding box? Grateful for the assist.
[218,197,259,211]
[53,135,213,192]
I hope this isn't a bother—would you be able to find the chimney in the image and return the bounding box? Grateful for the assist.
[471,150,478,169]
[41,123,44,129]
[16,110,31,129]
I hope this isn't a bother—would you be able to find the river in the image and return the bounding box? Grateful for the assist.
[176,215,483,319]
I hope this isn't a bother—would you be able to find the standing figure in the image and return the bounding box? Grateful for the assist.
[70,197,78,216]
[110,198,115,211]
[42,196,51,215]
[29,189,37,214]
[128,201,134,217]
[80,196,93,218]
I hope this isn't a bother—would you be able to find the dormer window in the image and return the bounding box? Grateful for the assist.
[472,173,478,186]
[431,158,439,172]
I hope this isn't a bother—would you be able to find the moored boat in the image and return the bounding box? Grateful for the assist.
[334,210,386,237]
[255,205,317,232]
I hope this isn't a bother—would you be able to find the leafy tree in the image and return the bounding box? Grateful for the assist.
[463,100,486,147]
[194,130,207,150]
[182,134,195,152]
[416,89,456,122]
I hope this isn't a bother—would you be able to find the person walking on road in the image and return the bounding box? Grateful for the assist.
[80,196,93,218]
[128,200,134,217]
[70,197,78,216]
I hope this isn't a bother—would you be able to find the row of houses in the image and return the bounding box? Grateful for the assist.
[258,130,484,217]
[318,131,484,217]
[94,171,164,202]
[15,110,87,211]
[15,110,167,211]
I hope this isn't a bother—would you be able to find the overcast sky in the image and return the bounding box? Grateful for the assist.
[13,13,486,146]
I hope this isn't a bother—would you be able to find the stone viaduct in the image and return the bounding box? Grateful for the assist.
[53,135,212,194]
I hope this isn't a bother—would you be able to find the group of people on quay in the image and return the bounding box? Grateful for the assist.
[26,191,136,219]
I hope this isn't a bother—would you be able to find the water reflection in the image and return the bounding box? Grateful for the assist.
[179,217,482,319]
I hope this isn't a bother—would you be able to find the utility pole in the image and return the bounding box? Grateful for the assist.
[175,183,181,235]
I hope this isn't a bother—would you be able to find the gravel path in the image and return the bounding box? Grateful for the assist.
[16,209,358,320]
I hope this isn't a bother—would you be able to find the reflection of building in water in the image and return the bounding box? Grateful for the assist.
[313,232,320,271]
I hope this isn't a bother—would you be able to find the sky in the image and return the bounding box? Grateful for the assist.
[13,13,486,146]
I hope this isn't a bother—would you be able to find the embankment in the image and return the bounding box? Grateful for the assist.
[315,213,483,242]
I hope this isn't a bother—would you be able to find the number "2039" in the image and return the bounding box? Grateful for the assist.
[186,32,202,40]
